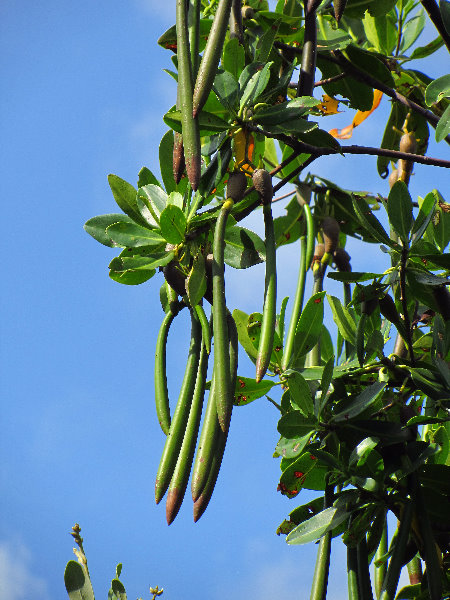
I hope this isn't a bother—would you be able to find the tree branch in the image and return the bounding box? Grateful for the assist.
[420,0,450,53]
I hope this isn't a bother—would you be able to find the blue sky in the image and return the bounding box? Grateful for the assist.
[1,2,448,599]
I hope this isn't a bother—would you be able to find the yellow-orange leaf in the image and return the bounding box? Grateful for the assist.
[329,90,383,139]
[318,94,341,115]
[233,128,255,173]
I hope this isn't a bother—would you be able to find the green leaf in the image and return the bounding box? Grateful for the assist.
[222,37,245,81]
[286,506,350,545]
[64,561,95,600]
[387,180,413,244]
[164,110,230,135]
[277,412,316,439]
[279,449,328,495]
[84,214,135,248]
[408,36,444,61]
[327,295,357,344]
[344,45,395,88]
[362,12,397,55]
[224,225,266,268]
[425,74,450,106]
[109,250,174,272]
[108,174,147,227]
[159,130,176,194]
[292,292,326,362]
[352,195,396,248]
[441,0,450,35]
[332,382,386,422]
[435,104,450,143]
[234,376,275,406]
[378,102,408,177]
[233,308,258,363]
[275,434,311,460]
[399,11,426,53]
[411,191,436,242]
[198,137,233,199]
[109,578,127,600]
[255,19,279,63]
[106,223,165,248]
[186,253,206,306]
[213,71,240,112]
[252,101,312,126]
[240,62,273,109]
[137,166,162,189]
[287,371,314,416]
[327,271,381,282]
[159,205,187,244]
[433,197,450,251]
[317,56,373,111]
[137,184,168,227]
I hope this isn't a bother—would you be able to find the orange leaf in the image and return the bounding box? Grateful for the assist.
[329,91,383,139]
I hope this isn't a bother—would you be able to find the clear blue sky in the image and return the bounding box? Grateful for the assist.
[1,2,447,599]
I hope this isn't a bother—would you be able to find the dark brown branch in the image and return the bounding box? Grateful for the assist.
[244,121,450,168]
[330,50,450,145]
[297,1,317,97]
[419,0,450,53]
[229,0,244,45]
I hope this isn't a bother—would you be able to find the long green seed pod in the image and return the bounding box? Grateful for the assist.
[165,341,209,524]
[374,520,388,598]
[154,309,177,435]
[192,0,233,117]
[256,183,276,383]
[212,199,234,432]
[356,536,374,600]
[155,308,202,504]
[176,0,201,190]
[195,303,211,354]
[282,201,313,371]
[193,423,229,522]
[173,84,186,185]
[191,313,237,502]
[379,502,414,600]
[188,0,201,77]
[191,374,220,502]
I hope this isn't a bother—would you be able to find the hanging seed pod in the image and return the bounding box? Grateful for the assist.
[333,0,347,21]
[173,132,185,185]
[388,169,399,189]
[163,260,186,298]
[154,309,177,435]
[241,5,254,19]
[212,199,234,432]
[226,170,247,202]
[398,132,417,186]
[252,169,273,206]
[193,0,233,117]
[176,0,201,190]
[311,243,325,269]
[333,247,351,272]
[155,308,202,504]
[322,216,340,254]
[361,297,379,316]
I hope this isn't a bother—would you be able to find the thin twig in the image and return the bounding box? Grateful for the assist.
[289,72,348,89]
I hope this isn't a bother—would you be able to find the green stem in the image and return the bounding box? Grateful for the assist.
[374,520,388,598]
[347,545,360,600]
[356,536,374,600]
[282,201,313,371]
[188,0,201,77]
[406,554,422,585]
[310,483,333,600]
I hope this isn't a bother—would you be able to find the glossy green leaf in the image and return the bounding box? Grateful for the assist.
[198,137,233,199]
[317,56,373,111]
[159,205,187,244]
[411,191,436,242]
[332,382,386,422]
[137,184,167,227]
[441,0,450,34]
[106,222,165,248]
[435,104,450,142]
[327,295,357,344]
[425,74,450,106]
[213,71,240,112]
[275,434,311,460]
[157,19,212,51]
[109,249,174,271]
[234,376,275,406]
[363,12,397,55]
[109,269,155,286]
[277,411,316,439]
[276,496,324,536]
[137,166,161,189]
[408,36,444,61]
[240,61,273,109]
[286,506,350,545]
[186,253,206,307]
[287,371,314,416]
[84,214,135,247]
[233,308,258,363]
[108,174,147,227]
[399,11,426,53]
[433,197,450,250]
[159,130,176,194]
[327,271,381,282]
[352,195,396,248]
[164,110,230,135]
[279,449,328,495]
[292,292,326,362]
[224,226,266,269]
[344,45,395,88]
[64,561,95,600]
[109,578,127,600]
[223,37,245,81]
[378,102,408,177]
[387,180,413,244]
